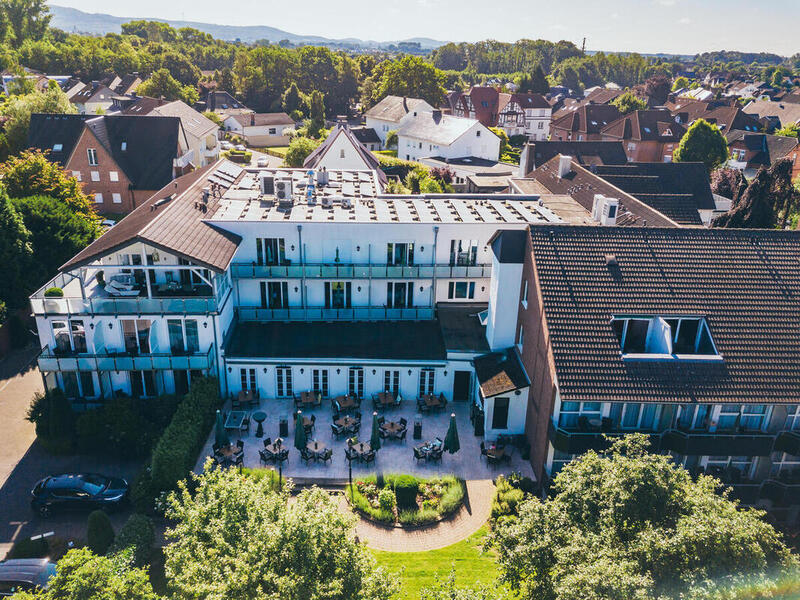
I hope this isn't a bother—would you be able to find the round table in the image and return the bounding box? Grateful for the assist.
[253,411,267,437]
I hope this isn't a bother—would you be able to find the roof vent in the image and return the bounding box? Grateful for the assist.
[605,254,618,266]
[557,155,572,178]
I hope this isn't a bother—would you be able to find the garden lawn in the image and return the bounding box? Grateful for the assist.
[371,526,499,599]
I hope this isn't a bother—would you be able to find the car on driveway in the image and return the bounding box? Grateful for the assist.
[257,156,268,167]
[235,144,246,152]
[220,141,232,150]
[30,473,129,518]
[0,559,56,595]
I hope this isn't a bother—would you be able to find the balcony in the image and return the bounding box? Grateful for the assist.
[37,344,215,373]
[548,422,661,454]
[30,273,218,316]
[230,262,492,280]
[774,430,800,456]
[237,306,435,322]
[661,429,775,456]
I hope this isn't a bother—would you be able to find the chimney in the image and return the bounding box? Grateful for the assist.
[91,80,99,90]
[592,194,618,226]
[557,155,573,178]
[403,96,408,111]
[250,113,255,126]
[431,109,442,122]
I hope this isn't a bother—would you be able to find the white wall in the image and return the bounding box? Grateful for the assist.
[398,121,500,162]
[312,131,373,171]
[486,256,523,351]
[483,387,529,439]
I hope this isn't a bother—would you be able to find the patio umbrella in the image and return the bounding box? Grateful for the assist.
[443,413,460,454]
[370,412,381,451]
[215,410,229,447]
[294,411,307,451]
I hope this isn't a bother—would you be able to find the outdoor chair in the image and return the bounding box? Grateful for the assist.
[263,437,272,448]
[300,447,315,464]
[234,439,244,455]
[213,453,228,468]
[332,399,341,413]
[240,414,251,433]
[213,442,222,455]
[362,450,376,464]
[232,399,243,411]
[233,453,244,467]
[379,427,388,439]
[398,428,407,442]
[294,395,303,409]
[480,441,488,459]
[351,421,361,434]
[331,423,345,438]
[577,416,590,431]
[320,448,333,463]
[344,448,358,463]
[428,448,443,463]
[259,448,274,464]
[413,447,426,461]
[372,396,381,410]
[399,417,408,428]
[378,416,386,426]
[277,449,289,463]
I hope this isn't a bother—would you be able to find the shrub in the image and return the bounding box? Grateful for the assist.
[75,397,158,457]
[7,537,48,559]
[95,271,105,287]
[26,389,74,452]
[109,513,154,567]
[378,488,396,512]
[393,474,419,509]
[87,510,115,555]
[398,507,438,526]
[44,287,63,297]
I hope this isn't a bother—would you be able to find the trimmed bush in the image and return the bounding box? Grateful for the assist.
[393,474,419,509]
[87,510,115,555]
[26,389,75,453]
[109,513,154,567]
[44,287,64,297]
[7,537,48,559]
[378,488,396,512]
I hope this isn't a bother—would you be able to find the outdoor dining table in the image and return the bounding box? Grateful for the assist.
[351,441,371,458]
[306,440,327,458]
[217,444,240,464]
[264,439,284,455]
[381,421,403,437]
[238,390,254,404]
[335,394,358,410]
[252,411,267,437]
[300,391,320,407]
[421,394,444,409]
[376,392,396,407]
[486,445,506,461]
[224,410,247,430]
[335,416,357,430]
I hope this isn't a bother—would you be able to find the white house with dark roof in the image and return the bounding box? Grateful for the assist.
[397,110,500,163]
[303,125,387,185]
[365,95,434,147]
[223,112,295,146]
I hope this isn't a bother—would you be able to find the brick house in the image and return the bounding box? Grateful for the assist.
[549,104,622,142]
[29,113,189,214]
[449,86,552,140]
[600,110,687,162]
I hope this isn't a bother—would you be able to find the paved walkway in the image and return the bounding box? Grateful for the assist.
[340,479,494,552]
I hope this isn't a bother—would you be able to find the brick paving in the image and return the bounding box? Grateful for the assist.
[340,479,495,552]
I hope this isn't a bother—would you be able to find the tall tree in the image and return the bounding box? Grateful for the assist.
[137,68,198,105]
[767,158,800,228]
[164,464,397,600]
[644,74,671,106]
[0,84,75,157]
[281,82,304,117]
[491,435,799,600]
[711,167,748,203]
[377,56,446,107]
[611,91,647,115]
[307,89,326,137]
[673,118,729,171]
[0,187,32,309]
[0,0,51,47]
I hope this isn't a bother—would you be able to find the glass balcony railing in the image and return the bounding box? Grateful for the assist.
[37,344,215,372]
[237,306,435,321]
[30,295,218,316]
[230,263,492,280]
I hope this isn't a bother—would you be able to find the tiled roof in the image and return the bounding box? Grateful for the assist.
[365,95,430,122]
[530,225,800,403]
[474,347,529,397]
[303,126,386,184]
[725,130,799,168]
[398,111,482,146]
[27,113,91,165]
[227,112,294,127]
[350,126,381,144]
[60,161,242,272]
[529,156,679,228]
[743,100,800,126]
[148,100,219,138]
[551,104,622,135]
[551,88,623,121]
[601,110,686,142]
[519,140,627,176]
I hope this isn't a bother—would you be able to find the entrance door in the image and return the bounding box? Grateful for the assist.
[452,371,471,402]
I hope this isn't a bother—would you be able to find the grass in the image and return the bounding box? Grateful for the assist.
[371,526,499,599]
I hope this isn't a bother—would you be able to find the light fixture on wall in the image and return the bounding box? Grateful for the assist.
[481,286,485,292]
[356,245,361,252]
[336,368,341,374]
[89,323,94,330]
[203,321,208,328]
[419,286,423,292]
[227,367,232,373]
[263,367,268,373]
[515,390,521,396]
[108,322,113,330]
[444,370,448,376]
[357,286,361,292]
[420,246,424,252]
[294,286,299,293]
[372,369,376,375]
[300,368,304,374]
[290,245,295,252]
[408,369,412,375]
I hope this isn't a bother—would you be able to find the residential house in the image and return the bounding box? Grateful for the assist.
[302,126,386,182]
[449,87,552,140]
[600,109,687,162]
[508,225,800,508]
[28,113,189,213]
[671,102,761,134]
[516,140,628,177]
[549,104,623,142]
[70,82,117,114]
[223,112,295,146]
[349,127,382,151]
[365,95,434,147]
[550,88,623,122]
[743,99,800,131]
[397,110,500,163]
[205,90,248,114]
[725,130,800,179]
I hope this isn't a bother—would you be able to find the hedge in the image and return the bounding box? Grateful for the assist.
[393,474,419,509]
[44,287,64,297]
[109,513,154,567]
[132,377,221,512]
[87,510,115,554]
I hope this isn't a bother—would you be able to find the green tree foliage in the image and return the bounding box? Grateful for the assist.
[375,56,446,108]
[516,64,550,94]
[202,110,222,126]
[157,50,201,86]
[0,186,32,308]
[673,118,729,171]
[0,84,75,156]
[672,76,690,90]
[491,435,799,600]
[137,68,198,105]
[281,82,304,116]
[284,136,320,167]
[121,19,179,43]
[307,89,326,137]
[0,0,50,47]
[430,39,582,76]
[385,129,398,148]
[12,195,98,291]
[611,91,647,115]
[87,510,115,555]
[11,547,158,599]
[109,514,155,568]
[164,465,398,600]
[775,123,799,138]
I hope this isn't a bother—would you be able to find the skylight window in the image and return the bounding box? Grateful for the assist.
[52,143,62,151]
[121,141,127,151]
[611,316,720,361]
[643,127,652,133]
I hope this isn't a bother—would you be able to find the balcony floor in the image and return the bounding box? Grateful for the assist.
[196,398,534,482]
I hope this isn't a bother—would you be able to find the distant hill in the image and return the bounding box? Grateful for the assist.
[48,5,447,49]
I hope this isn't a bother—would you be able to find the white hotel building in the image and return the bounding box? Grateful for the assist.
[31,160,560,438]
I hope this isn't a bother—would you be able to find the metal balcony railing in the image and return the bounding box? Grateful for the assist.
[237,306,435,322]
[230,262,492,280]
[37,344,215,372]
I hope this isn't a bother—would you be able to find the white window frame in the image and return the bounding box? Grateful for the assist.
[418,368,435,396]
[109,171,119,182]
[72,170,82,181]
[112,193,122,204]
[276,367,293,398]
[94,193,103,203]
[90,171,100,182]
[87,148,98,166]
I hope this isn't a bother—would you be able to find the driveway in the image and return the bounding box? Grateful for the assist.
[0,348,139,558]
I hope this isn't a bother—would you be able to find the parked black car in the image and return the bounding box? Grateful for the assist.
[30,473,129,517]
[0,559,56,595]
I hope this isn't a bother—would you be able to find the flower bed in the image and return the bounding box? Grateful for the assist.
[346,474,465,527]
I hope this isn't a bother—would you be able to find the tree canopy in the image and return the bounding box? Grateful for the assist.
[673,118,729,171]
[610,91,647,115]
[284,136,320,167]
[491,435,799,600]
[137,68,198,105]
[373,56,446,108]
[163,464,397,600]
[0,186,32,308]
[0,83,74,157]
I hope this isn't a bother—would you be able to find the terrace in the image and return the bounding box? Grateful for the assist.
[196,397,534,482]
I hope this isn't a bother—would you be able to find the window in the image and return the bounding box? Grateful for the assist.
[706,455,754,477]
[90,171,100,182]
[492,397,510,429]
[121,142,127,151]
[718,404,767,431]
[240,368,256,391]
[79,371,96,398]
[448,281,475,299]
[260,281,288,309]
[387,243,414,265]
[276,367,293,397]
[122,319,151,354]
[87,148,98,166]
[609,403,657,430]
[312,369,329,396]
[611,316,718,358]
[349,367,364,397]
[558,401,602,428]
[538,121,544,129]
[52,320,87,354]
[386,282,414,308]
[131,370,156,398]
[419,368,435,396]
[521,279,528,308]
[676,404,711,431]
[256,238,286,266]
[167,319,198,354]
[72,170,82,181]
[269,128,277,135]
[384,370,400,393]
[112,193,122,203]
[784,405,800,431]
[339,149,345,158]
[324,281,351,309]
[109,171,119,182]
[449,239,478,266]
[476,130,481,137]
[94,193,103,203]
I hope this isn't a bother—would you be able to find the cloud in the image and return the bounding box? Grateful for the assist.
[678,16,691,24]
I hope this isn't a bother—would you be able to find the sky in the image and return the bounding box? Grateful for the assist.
[49,0,799,56]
